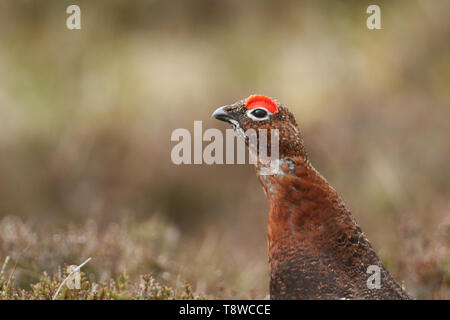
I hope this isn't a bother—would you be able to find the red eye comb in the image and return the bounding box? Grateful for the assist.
[245,95,279,114]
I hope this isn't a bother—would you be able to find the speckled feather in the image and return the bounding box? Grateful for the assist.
[213,96,410,300]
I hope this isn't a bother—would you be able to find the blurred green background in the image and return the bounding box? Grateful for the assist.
[0,0,449,299]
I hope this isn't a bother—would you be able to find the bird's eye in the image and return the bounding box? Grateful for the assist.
[250,108,268,118]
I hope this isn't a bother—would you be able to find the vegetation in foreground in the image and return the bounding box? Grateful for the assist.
[0,269,198,300]
[0,216,204,300]
[0,215,448,300]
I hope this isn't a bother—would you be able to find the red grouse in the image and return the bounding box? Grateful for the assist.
[212,95,410,300]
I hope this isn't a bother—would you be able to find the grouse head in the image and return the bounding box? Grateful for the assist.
[211,95,307,161]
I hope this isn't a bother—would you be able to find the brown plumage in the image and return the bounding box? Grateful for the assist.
[212,95,410,300]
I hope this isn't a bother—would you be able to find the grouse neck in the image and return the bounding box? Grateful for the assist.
[257,156,342,238]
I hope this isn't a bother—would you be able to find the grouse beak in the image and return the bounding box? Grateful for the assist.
[211,106,235,123]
